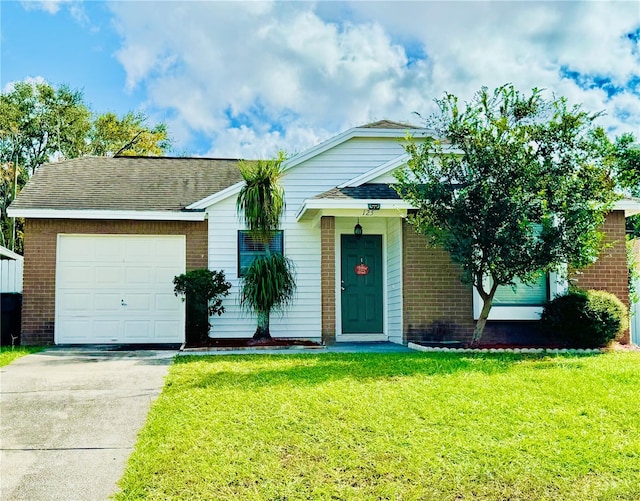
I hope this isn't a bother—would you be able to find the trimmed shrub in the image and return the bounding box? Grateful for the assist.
[540,289,628,348]
[173,269,231,345]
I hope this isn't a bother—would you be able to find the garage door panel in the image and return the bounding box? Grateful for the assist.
[92,320,121,342]
[155,294,182,312]
[95,267,125,286]
[59,237,94,260]
[123,320,151,340]
[155,266,180,285]
[125,294,151,311]
[58,292,92,312]
[56,235,185,344]
[58,266,94,287]
[93,293,121,312]
[95,239,124,261]
[125,239,155,262]
[155,321,182,340]
[125,267,152,285]
[56,319,92,341]
[157,239,184,260]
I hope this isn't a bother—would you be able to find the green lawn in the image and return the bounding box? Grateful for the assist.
[116,352,640,500]
[0,346,42,367]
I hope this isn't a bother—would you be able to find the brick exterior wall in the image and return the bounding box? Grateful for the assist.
[402,219,476,344]
[402,211,631,346]
[320,216,336,344]
[21,218,208,346]
[570,210,630,343]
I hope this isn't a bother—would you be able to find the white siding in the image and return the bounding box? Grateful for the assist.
[207,196,321,339]
[207,182,325,339]
[386,218,403,344]
[207,136,408,339]
[0,258,23,293]
[370,172,400,184]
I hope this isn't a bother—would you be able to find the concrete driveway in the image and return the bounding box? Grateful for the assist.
[0,347,176,501]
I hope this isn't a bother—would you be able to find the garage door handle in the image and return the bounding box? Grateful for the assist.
[121,299,127,306]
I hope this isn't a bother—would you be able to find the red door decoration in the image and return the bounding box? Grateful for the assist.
[355,263,369,276]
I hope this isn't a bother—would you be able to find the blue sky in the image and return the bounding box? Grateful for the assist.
[2,1,639,158]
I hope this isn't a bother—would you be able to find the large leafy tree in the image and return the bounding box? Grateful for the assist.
[0,81,92,176]
[0,81,91,252]
[236,153,296,341]
[395,84,617,344]
[0,80,171,253]
[0,162,27,250]
[89,112,170,157]
[612,133,640,196]
[609,133,640,236]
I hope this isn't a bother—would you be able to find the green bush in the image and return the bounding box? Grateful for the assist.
[540,289,628,348]
[173,269,231,345]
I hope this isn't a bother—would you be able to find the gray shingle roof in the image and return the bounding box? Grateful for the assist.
[315,184,401,200]
[359,120,419,130]
[10,156,244,211]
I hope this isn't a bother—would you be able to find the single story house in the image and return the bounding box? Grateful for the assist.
[8,121,640,346]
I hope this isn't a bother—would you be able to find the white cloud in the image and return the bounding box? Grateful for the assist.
[107,1,640,157]
[20,0,68,14]
[20,0,91,28]
[3,75,47,93]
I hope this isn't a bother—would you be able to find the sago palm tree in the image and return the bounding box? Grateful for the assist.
[236,153,296,341]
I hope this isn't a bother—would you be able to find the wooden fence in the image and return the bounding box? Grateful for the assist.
[0,246,23,293]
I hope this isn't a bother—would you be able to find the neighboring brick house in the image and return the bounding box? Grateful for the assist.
[8,121,640,346]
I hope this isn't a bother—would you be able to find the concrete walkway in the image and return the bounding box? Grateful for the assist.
[181,341,414,356]
[0,348,176,501]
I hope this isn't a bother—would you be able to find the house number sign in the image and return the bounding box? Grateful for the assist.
[355,263,369,276]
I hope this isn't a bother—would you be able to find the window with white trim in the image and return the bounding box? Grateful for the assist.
[492,274,550,306]
[473,270,566,321]
[237,230,283,277]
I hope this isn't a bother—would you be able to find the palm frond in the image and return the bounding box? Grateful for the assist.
[239,253,296,316]
[236,153,286,243]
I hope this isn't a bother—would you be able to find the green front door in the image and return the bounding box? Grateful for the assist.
[341,234,383,334]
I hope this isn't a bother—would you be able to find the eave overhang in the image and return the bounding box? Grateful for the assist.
[6,208,207,221]
[614,198,640,217]
[296,198,414,222]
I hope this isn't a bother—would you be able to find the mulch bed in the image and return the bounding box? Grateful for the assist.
[415,341,637,351]
[417,342,566,350]
[185,338,323,349]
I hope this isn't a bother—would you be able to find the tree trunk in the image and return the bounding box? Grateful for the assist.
[252,310,271,341]
[472,298,493,346]
[472,282,499,346]
[185,294,209,346]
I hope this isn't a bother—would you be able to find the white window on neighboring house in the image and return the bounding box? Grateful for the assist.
[473,270,567,321]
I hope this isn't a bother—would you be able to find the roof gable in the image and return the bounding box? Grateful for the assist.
[359,120,420,129]
[338,154,410,188]
[188,123,433,209]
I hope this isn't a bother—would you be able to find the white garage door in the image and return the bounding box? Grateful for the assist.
[55,234,186,344]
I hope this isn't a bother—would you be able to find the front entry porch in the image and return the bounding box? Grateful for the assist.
[319,215,404,345]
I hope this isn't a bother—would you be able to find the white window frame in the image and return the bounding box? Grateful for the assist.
[473,268,567,321]
[237,230,284,277]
